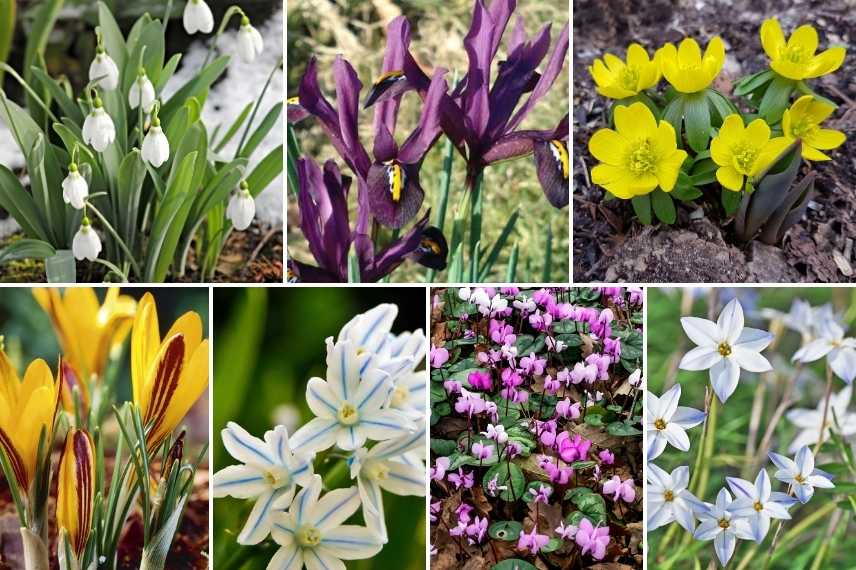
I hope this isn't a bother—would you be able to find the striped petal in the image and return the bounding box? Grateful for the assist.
[336,424,366,451]
[238,487,288,545]
[359,409,415,442]
[354,368,393,413]
[306,377,340,419]
[320,526,385,559]
[357,476,387,541]
[304,547,345,570]
[266,543,302,570]
[212,465,268,498]
[378,460,426,496]
[291,418,340,454]
[326,340,360,403]
[369,424,425,460]
[338,303,398,354]
[293,474,323,526]
[222,422,275,467]
[57,429,95,558]
[308,486,361,531]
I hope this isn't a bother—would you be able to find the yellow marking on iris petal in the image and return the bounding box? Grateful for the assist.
[287,96,300,105]
[374,69,404,86]
[386,161,404,202]
[550,140,569,178]
[421,238,442,254]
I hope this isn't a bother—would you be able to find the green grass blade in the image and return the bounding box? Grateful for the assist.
[506,242,519,282]
[478,209,518,281]
[542,224,552,282]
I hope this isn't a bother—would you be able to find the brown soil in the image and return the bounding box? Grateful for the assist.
[573,0,856,283]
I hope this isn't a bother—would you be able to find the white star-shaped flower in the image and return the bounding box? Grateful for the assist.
[644,383,706,460]
[646,463,702,532]
[793,319,856,384]
[726,469,796,543]
[693,488,754,566]
[769,445,835,503]
[785,384,856,452]
[679,298,774,403]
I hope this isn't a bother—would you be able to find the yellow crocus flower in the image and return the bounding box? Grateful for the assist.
[761,18,846,81]
[0,349,60,491]
[588,102,688,199]
[589,43,661,99]
[782,95,846,161]
[57,428,95,559]
[657,37,725,93]
[710,114,791,191]
[131,293,209,449]
[33,288,136,386]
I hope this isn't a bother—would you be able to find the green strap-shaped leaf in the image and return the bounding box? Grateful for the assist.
[30,67,84,124]
[758,74,796,123]
[238,102,282,159]
[97,1,127,73]
[214,101,253,153]
[160,56,229,125]
[145,152,197,281]
[0,164,49,241]
[684,91,712,153]
[246,144,283,198]
[115,149,147,250]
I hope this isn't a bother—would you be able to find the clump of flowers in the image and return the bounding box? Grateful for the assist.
[585,20,846,241]
[430,287,643,567]
[213,303,427,567]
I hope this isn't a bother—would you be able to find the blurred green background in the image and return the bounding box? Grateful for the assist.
[212,287,427,570]
[286,0,569,282]
[648,287,856,569]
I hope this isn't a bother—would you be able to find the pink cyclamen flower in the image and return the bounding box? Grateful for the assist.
[468,369,493,391]
[520,352,547,375]
[541,460,572,484]
[517,526,550,555]
[481,423,508,444]
[533,484,552,504]
[448,468,474,489]
[504,441,523,459]
[556,432,592,463]
[471,442,494,460]
[430,345,449,368]
[486,474,508,496]
[430,456,450,480]
[556,398,582,419]
[555,521,578,540]
[443,379,462,394]
[454,389,486,417]
[466,516,489,544]
[544,375,561,394]
[576,518,610,560]
[455,502,474,523]
[532,289,554,305]
[599,449,615,465]
[602,475,635,503]
[430,500,441,522]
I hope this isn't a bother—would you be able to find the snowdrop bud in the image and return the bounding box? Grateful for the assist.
[88,49,119,91]
[236,16,263,63]
[72,218,101,261]
[227,181,255,230]
[129,68,156,113]
[61,163,88,210]
[141,118,170,167]
[82,98,116,152]
[183,0,214,34]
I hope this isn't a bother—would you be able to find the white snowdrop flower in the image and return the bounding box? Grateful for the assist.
[183,0,214,34]
[61,163,88,210]
[141,120,170,167]
[646,463,702,533]
[236,16,264,63]
[793,319,856,384]
[693,488,754,566]
[128,69,156,113]
[679,298,774,403]
[213,423,315,545]
[89,50,119,91]
[290,336,416,454]
[269,474,383,570]
[82,99,116,152]
[72,218,101,261]
[227,181,255,231]
[769,445,835,504]
[348,427,426,542]
[785,385,856,452]
[644,383,706,461]
[726,469,796,543]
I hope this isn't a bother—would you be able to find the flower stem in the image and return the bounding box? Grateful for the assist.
[813,362,834,454]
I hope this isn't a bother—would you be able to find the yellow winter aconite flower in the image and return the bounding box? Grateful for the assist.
[710,114,790,191]
[33,288,136,384]
[657,36,725,93]
[588,102,688,199]
[0,349,59,491]
[131,293,209,449]
[57,429,95,559]
[761,18,846,80]
[782,95,846,161]
[589,43,661,99]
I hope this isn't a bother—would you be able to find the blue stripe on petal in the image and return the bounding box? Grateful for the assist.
[247,489,280,537]
[215,475,266,488]
[359,310,387,347]
[389,471,424,487]
[302,422,338,445]
[361,419,405,430]
[321,537,377,547]
[273,523,295,535]
[292,464,309,476]
[308,549,330,570]
[310,386,338,413]
[314,491,356,527]
[282,546,298,569]
[358,376,388,410]
[226,429,274,465]
[341,346,348,400]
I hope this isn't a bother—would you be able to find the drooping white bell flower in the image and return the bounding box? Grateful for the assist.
[61,163,88,210]
[226,181,255,230]
[88,49,119,91]
[72,218,102,261]
[141,119,170,167]
[129,69,156,113]
[236,16,263,63]
[183,0,214,34]
[82,99,116,152]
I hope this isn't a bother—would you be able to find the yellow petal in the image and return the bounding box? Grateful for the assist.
[592,164,634,199]
[589,128,626,165]
[761,18,785,61]
[603,53,625,74]
[745,118,772,147]
[718,114,746,146]
[710,136,732,166]
[804,128,846,150]
[716,166,744,191]
[57,429,94,558]
[703,36,726,75]
[152,340,210,448]
[164,312,203,356]
[771,59,807,81]
[131,294,161,409]
[653,120,679,155]
[589,59,612,87]
[788,25,819,56]
[803,98,836,124]
[805,47,846,78]
[626,43,650,67]
[678,38,702,67]
[801,144,832,161]
[614,102,657,139]
[656,149,688,191]
[753,137,792,174]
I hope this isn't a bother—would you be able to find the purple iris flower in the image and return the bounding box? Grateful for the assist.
[365,1,570,208]
[290,155,429,282]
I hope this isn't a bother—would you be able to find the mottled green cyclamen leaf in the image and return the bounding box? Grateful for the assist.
[488,521,523,542]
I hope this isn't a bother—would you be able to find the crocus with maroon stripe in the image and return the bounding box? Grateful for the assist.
[57,429,95,559]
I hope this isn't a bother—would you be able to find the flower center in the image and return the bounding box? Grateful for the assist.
[753,500,764,512]
[337,402,360,425]
[781,45,807,64]
[790,118,816,139]
[732,142,758,174]
[627,140,657,176]
[262,466,291,489]
[366,461,390,481]
[794,474,806,484]
[618,65,640,91]
[296,525,322,547]
[718,518,730,529]
[718,342,732,357]
[663,490,674,502]
[390,385,409,408]
[654,418,667,431]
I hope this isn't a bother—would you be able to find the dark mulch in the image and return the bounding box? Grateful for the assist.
[573,0,856,283]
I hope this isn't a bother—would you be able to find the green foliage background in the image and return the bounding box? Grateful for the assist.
[286,0,569,282]
[212,287,427,570]
[647,287,856,569]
